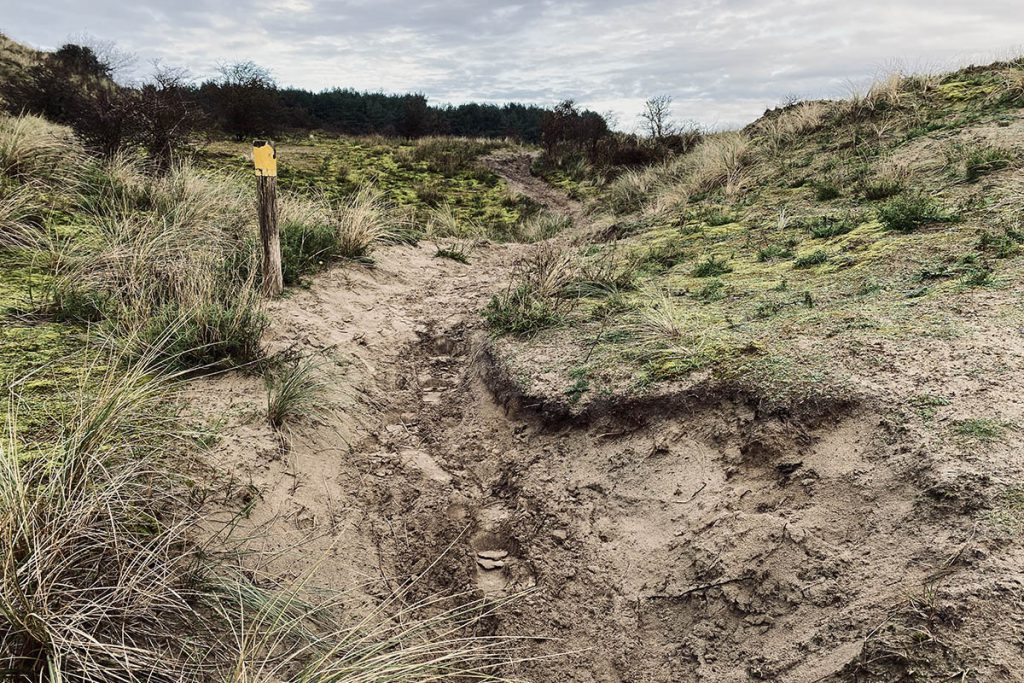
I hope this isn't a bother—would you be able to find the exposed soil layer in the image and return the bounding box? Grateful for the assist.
[190,158,1024,682]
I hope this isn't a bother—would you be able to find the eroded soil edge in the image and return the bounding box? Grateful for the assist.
[191,161,1023,682]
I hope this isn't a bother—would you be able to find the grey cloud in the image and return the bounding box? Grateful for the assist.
[2,0,1023,129]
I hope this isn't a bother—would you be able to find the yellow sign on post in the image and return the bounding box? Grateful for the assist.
[253,139,282,295]
[252,140,277,177]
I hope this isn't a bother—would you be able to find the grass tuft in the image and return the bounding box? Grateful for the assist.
[485,246,577,336]
[692,255,732,278]
[793,249,829,268]
[265,354,331,429]
[0,355,211,682]
[434,240,472,264]
[877,192,952,233]
[951,417,1010,443]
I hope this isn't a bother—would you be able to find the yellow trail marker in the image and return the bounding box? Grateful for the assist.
[252,140,277,177]
[252,139,282,295]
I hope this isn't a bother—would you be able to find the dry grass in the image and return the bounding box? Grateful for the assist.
[216,579,529,683]
[0,354,210,682]
[0,182,40,248]
[646,132,751,208]
[839,70,914,120]
[329,185,405,258]
[687,132,751,196]
[625,290,742,378]
[1,113,411,369]
[866,72,907,108]
[0,110,270,376]
[265,355,330,429]
[605,167,660,214]
[48,156,267,366]
[0,113,77,180]
[515,244,579,300]
[604,133,752,216]
[513,211,572,242]
[996,69,1024,104]
[860,156,912,199]
[425,202,482,239]
[760,101,827,154]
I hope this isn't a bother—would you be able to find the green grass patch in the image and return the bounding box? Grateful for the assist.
[484,285,564,336]
[807,213,860,239]
[811,179,841,201]
[435,243,471,264]
[877,193,953,233]
[794,250,829,268]
[908,393,951,420]
[951,417,1010,443]
[692,255,732,277]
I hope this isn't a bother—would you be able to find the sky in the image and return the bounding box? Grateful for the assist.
[2,0,1023,130]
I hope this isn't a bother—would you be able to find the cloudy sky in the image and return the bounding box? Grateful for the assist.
[2,1,1023,129]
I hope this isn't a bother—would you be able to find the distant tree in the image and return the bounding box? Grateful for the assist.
[1,43,138,155]
[540,100,609,158]
[640,94,675,139]
[397,94,433,137]
[2,43,107,122]
[62,34,137,78]
[204,61,282,139]
[4,39,565,148]
[51,44,112,79]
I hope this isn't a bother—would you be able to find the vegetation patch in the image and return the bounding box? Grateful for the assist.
[951,417,1011,444]
[908,393,951,420]
[692,255,732,277]
[794,249,829,268]
[265,354,331,428]
[434,242,472,264]
[202,136,536,242]
[877,192,953,232]
[945,141,1017,181]
[806,212,861,239]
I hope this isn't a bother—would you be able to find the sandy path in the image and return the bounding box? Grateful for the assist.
[186,158,1024,682]
[482,151,587,224]
[188,238,524,588]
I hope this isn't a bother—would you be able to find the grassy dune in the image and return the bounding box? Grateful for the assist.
[485,60,1024,414]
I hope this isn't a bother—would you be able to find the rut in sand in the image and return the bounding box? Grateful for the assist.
[188,155,1022,683]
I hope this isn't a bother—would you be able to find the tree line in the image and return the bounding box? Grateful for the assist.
[1,44,560,158]
[1,41,700,172]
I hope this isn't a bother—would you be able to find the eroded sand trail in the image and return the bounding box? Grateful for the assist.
[187,158,1024,682]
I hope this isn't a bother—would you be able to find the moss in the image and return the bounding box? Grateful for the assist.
[0,254,53,314]
[0,322,90,438]
[201,136,536,241]
[937,80,998,102]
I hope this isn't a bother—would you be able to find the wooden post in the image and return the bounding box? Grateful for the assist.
[253,140,282,296]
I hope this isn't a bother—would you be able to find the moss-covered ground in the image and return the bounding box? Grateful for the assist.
[201,135,540,240]
[2,129,539,439]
